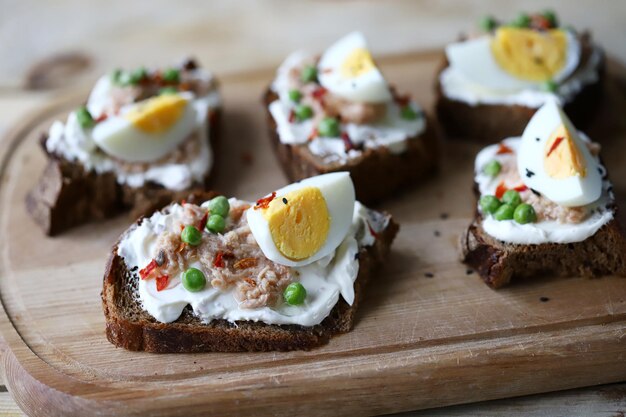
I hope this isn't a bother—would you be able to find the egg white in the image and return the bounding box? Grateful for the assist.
[446,30,581,92]
[246,172,356,267]
[318,31,392,103]
[92,93,198,163]
[517,99,601,207]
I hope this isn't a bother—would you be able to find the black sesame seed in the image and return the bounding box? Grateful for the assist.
[540,296,550,302]
[282,198,288,205]
[525,168,535,178]
[465,268,474,275]
[131,266,139,272]
[354,252,360,260]
[530,188,541,196]
[424,272,434,278]
[536,137,541,142]
[434,230,441,237]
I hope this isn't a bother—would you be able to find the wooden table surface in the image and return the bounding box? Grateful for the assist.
[1,1,625,415]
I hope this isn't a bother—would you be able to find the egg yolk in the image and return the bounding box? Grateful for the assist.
[261,187,330,261]
[341,47,376,79]
[544,123,586,179]
[491,28,568,81]
[125,95,187,134]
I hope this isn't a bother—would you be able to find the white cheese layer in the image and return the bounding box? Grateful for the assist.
[475,137,613,245]
[269,51,426,164]
[439,47,602,108]
[117,200,388,326]
[45,71,221,191]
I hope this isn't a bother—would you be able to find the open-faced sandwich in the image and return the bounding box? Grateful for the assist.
[103,173,398,352]
[27,58,221,235]
[461,100,626,288]
[263,32,438,204]
[436,11,605,141]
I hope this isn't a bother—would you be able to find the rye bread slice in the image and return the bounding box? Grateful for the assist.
[26,109,220,236]
[461,197,626,288]
[435,33,605,142]
[102,192,400,352]
[263,89,439,205]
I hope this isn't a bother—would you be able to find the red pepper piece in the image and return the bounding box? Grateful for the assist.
[547,136,564,157]
[496,143,514,155]
[254,192,276,210]
[367,222,379,240]
[198,212,209,231]
[341,132,355,152]
[514,185,528,193]
[139,259,158,280]
[95,114,108,123]
[156,275,169,291]
[312,87,327,101]
[495,181,507,199]
[213,251,225,268]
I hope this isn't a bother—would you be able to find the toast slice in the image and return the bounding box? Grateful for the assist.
[263,89,439,204]
[26,60,221,236]
[435,33,605,141]
[461,210,626,288]
[102,192,399,352]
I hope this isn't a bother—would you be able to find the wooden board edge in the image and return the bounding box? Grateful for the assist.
[1,319,625,417]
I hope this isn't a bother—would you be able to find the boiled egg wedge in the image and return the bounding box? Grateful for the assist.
[446,27,580,91]
[247,172,356,267]
[318,31,392,103]
[517,100,601,207]
[92,93,197,163]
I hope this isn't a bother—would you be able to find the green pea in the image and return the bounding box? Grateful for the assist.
[163,68,180,83]
[494,204,515,221]
[111,68,123,84]
[300,65,318,83]
[288,89,302,103]
[542,80,558,93]
[76,106,95,129]
[400,105,418,120]
[514,203,537,224]
[294,104,314,121]
[181,225,202,246]
[502,190,522,208]
[480,195,502,215]
[206,214,226,234]
[479,15,497,32]
[284,282,307,305]
[129,67,148,85]
[159,86,178,95]
[483,160,502,177]
[182,267,206,292]
[318,117,341,137]
[208,196,230,217]
[510,13,531,28]
[543,10,558,27]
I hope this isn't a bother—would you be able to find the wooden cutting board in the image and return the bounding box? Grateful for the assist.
[1,50,626,417]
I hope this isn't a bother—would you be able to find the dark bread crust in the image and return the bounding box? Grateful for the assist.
[26,109,220,236]
[435,35,606,142]
[461,186,626,288]
[102,192,399,352]
[263,89,439,205]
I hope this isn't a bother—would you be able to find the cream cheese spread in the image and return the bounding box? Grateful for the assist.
[475,137,613,244]
[117,199,388,326]
[45,70,221,191]
[269,51,426,164]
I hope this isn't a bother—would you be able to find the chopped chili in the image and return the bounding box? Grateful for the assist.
[139,259,158,280]
[234,257,257,270]
[394,94,411,108]
[95,114,108,123]
[156,275,169,292]
[198,212,209,230]
[213,251,225,268]
[308,128,318,141]
[255,192,276,210]
[495,181,507,199]
[312,87,327,101]
[514,184,528,193]
[341,132,355,152]
[547,136,564,157]
[367,222,379,239]
[496,143,514,155]
[288,109,296,123]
